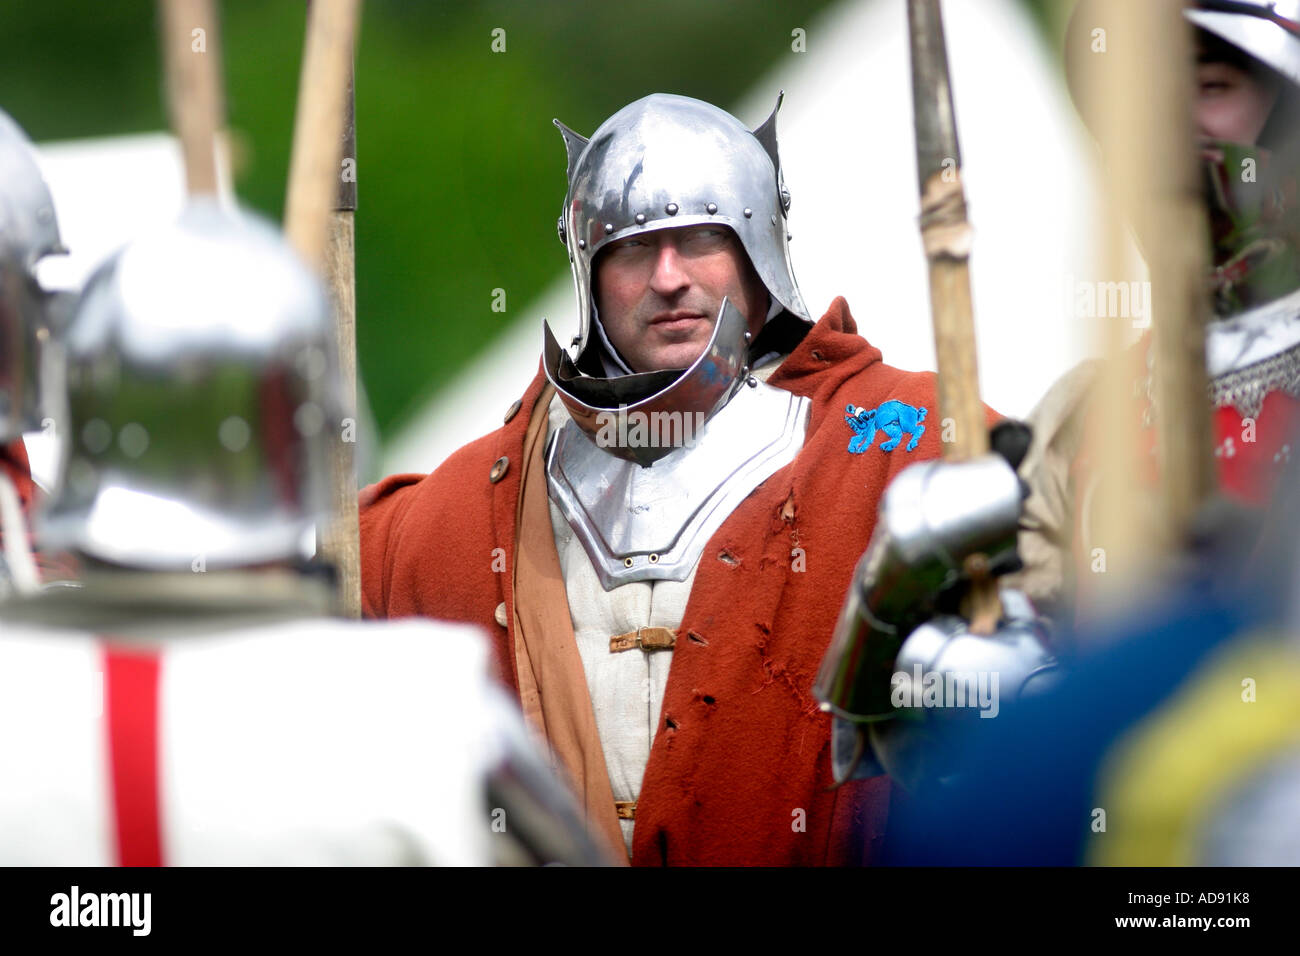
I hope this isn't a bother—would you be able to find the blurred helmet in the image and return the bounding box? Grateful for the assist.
[1065,0,1300,314]
[1188,1,1300,166]
[0,108,64,272]
[1186,0,1300,91]
[553,92,809,371]
[0,108,66,443]
[1066,1,1300,132]
[0,257,49,443]
[37,200,340,571]
[1187,1,1300,311]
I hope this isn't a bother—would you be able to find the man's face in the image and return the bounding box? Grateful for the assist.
[1195,33,1282,147]
[593,224,769,373]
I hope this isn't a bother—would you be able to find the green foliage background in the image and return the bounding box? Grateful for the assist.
[1,0,1065,444]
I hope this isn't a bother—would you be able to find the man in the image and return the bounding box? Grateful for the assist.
[0,201,603,866]
[0,107,68,595]
[1010,0,1300,621]
[360,93,1001,864]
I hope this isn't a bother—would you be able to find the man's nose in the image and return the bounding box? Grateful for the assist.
[648,242,690,297]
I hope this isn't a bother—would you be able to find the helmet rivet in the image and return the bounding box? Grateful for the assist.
[624,557,635,568]
[648,553,659,564]
[770,214,778,226]
[604,223,614,235]
[787,232,793,241]
[578,238,587,250]
[635,213,646,225]
[666,202,678,216]
[557,217,567,243]
[743,208,753,218]
[706,202,717,215]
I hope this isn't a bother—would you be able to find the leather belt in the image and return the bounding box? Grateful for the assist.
[609,626,677,654]
[614,800,637,820]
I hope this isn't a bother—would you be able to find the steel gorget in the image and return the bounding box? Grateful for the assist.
[546,374,810,592]
[543,297,751,465]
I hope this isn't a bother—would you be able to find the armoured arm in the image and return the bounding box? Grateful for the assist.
[814,423,1060,789]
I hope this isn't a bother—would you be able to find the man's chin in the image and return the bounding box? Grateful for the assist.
[639,341,712,373]
[635,323,716,369]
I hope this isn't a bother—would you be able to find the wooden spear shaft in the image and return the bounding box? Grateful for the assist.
[1083,0,1147,604]
[1143,0,1216,543]
[1086,0,1213,608]
[158,0,223,196]
[908,0,986,461]
[285,0,360,269]
[284,0,362,616]
[323,68,361,619]
[907,0,1001,633]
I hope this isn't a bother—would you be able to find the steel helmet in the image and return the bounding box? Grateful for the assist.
[38,200,339,570]
[1066,0,1300,132]
[1186,0,1300,89]
[0,108,66,443]
[553,92,810,371]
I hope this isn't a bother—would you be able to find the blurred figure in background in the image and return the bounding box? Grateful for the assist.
[883,0,1300,866]
[1010,0,1300,623]
[0,107,70,596]
[0,202,606,866]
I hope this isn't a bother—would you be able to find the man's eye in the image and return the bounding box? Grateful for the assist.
[1196,65,1238,95]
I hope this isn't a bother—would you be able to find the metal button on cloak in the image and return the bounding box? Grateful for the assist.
[490,457,509,483]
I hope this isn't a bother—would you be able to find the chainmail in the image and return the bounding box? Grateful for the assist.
[1209,339,1300,418]
[1141,303,1300,425]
